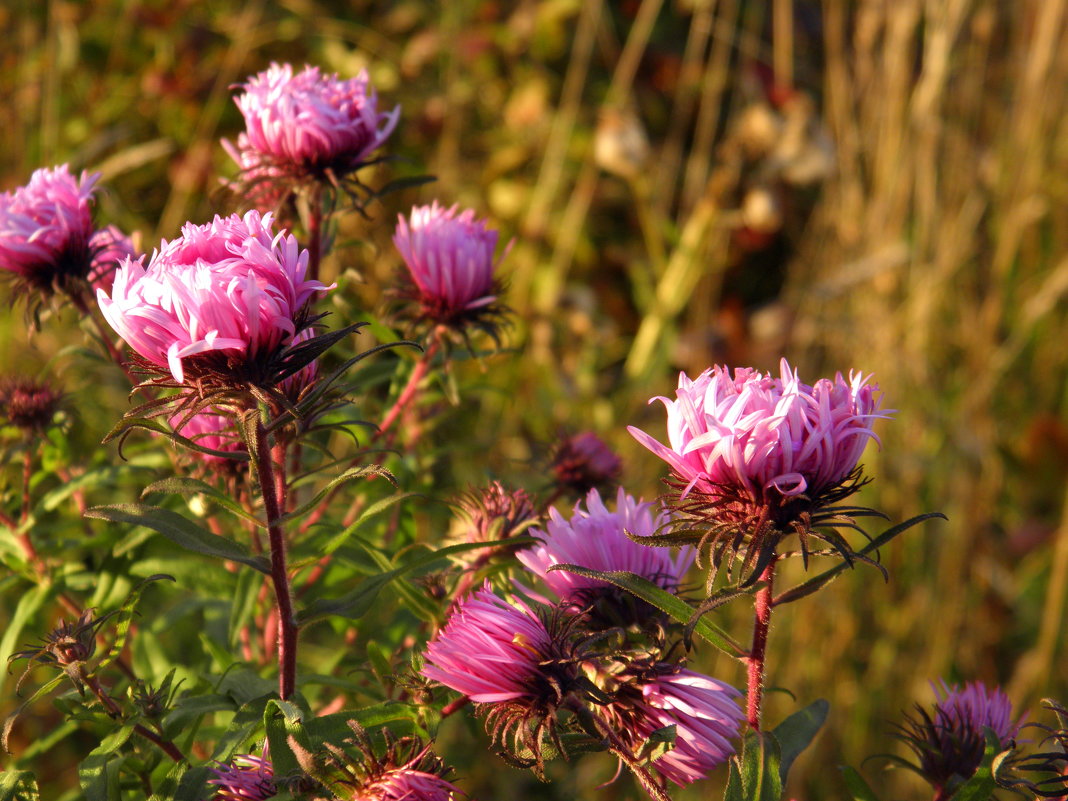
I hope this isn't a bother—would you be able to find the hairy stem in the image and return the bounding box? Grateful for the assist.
[746,556,777,731]
[570,701,671,801]
[252,418,298,700]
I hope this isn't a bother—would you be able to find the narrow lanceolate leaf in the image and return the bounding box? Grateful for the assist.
[0,584,49,699]
[838,766,883,801]
[274,464,396,526]
[3,674,66,753]
[85,504,271,574]
[97,574,175,671]
[773,512,947,606]
[103,415,250,462]
[79,723,136,801]
[727,730,783,801]
[141,477,261,526]
[772,699,829,784]
[0,770,40,801]
[548,565,746,657]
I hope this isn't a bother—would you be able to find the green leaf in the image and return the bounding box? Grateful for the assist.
[97,573,175,671]
[0,584,49,699]
[79,724,134,801]
[0,770,39,801]
[85,504,271,574]
[772,699,829,784]
[773,512,947,605]
[3,674,66,752]
[141,477,261,526]
[228,567,262,650]
[838,765,883,801]
[303,701,428,743]
[547,565,745,657]
[264,699,307,777]
[274,465,396,526]
[103,415,251,461]
[724,731,783,801]
[317,492,417,557]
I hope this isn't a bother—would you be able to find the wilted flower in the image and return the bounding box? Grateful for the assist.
[0,376,63,432]
[224,62,400,208]
[87,224,137,294]
[550,431,623,497]
[208,753,275,801]
[897,680,1021,794]
[421,585,587,770]
[517,488,693,625]
[170,408,245,462]
[0,165,98,299]
[628,358,889,579]
[97,210,330,387]
[393,202,511,335]
[454,481,537,546]
[10,610,111,689]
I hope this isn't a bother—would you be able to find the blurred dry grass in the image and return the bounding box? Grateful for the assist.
[2,0,1067,797]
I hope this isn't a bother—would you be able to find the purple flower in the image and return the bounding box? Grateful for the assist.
[393,202,510,327]
[628,358,887,503]
[0,165,99,296]
[611,667,744,786]
[208,753,274,801]
[224,62,399,200]
[898,680,1021,791]
[354,768,463,801]
[97,210,329,384]
[87,224,137,294]
[550,432,622,496]
[517,488,693,606]
[421,586,561,703]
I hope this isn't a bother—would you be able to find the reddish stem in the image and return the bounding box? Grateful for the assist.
[746,556,777,731]
[441,695,471,718]
[377,338,441,439]
[84,675,184,762]
[252,418,298,700]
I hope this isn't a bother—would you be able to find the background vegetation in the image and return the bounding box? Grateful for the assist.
[1,0,1066,798]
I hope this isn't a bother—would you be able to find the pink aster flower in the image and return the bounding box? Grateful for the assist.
[224,63,399,188]
[898,679,1021,792]
[551,431,623,496]
[208,753,274,801]
[87,224,137,294]
[0,165,99,296]
[612,667,744,786]
[355,768,463,801]
[421,586,561,703]
[393,202,511,329]
[97,210,330,385]
[517,488,693,607]
[628,358,888,503]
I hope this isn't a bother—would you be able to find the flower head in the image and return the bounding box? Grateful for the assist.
[0,376,64,432]
[0,165,99,298]
[224,62,399,208]
[208,754,275,801]
[421,585,587,772]
[608,664,744,786]
[629,358,885,503]
[393,202,511,335]
[897,680,1021,792]
[355,768,463,801]
[97,210,330,386]
[517,489,693,623]
[454,481,537,546]
[550,431,623,497]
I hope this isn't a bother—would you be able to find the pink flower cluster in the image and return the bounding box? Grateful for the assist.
[421,585,553,703]
[98,211,329,383]
[0,165,134,295]
[629,358,888,502]
[517,488,693,604]
[626,669,744,786]
[354,769,463,801]
[394,202,508,320]
[225,63,399,175]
